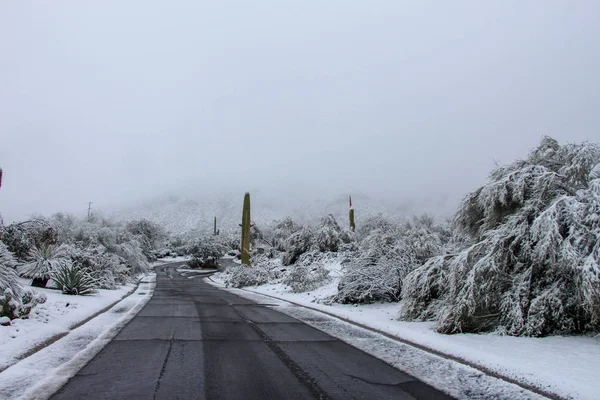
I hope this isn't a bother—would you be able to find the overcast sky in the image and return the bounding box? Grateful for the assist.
[1,1,599,223]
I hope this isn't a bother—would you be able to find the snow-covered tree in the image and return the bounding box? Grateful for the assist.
[401,137,600,336]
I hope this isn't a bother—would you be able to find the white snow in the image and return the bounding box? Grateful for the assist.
[0,273,156,400]
[153,255,191,265]
[209,261,600,400]
[0,278,137,372]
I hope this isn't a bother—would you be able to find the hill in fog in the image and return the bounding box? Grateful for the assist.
[112,189,457,235]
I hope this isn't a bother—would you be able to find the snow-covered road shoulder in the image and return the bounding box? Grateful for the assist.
[0,273,157,400]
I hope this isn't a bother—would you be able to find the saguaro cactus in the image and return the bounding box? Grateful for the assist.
[349,195,355,232]
[213,216,218,235]
[241,193,251,266]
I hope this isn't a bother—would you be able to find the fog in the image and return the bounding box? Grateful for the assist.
[1,1,599,224]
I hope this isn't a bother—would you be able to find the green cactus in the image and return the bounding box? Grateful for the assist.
[241,193,251,266]
[349,195,356,232]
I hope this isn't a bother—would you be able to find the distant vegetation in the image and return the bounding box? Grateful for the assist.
[2,136,598,337]
[218,137,600,338]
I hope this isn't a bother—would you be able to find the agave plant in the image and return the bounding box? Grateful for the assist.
[18,244,67,288]
[50,262,97,295]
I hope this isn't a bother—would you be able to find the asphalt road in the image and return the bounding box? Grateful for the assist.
[51,262,453,400]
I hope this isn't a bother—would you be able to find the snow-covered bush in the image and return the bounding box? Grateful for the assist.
[0,219,57,260]
[51,262,97,295]
[224,265,271,288]
[0,243,22,298]
[18,244,67,288]
[62,244,129,290]
[282,226,314,265]
[336,227,417,304]
[266,218,302,251]
[355,214,397,240]
[283,251,332,293]
[0,288,47,320]
[401,137,600,336]
[335,214,444,304]
[188,235,227,267]
[314,214,352,253]
[124,219,167,261]
[117,240,150,276]
[399,215,443,263]
[281,215,352,265]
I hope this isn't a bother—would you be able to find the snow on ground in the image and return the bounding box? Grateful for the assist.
[0,278,135,372]
[210,261,600,400]
[153,255,191,266]
[0,274,156,400]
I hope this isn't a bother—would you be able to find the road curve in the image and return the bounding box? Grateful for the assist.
[51,262,453,400]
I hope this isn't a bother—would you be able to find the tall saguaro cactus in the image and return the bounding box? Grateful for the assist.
[241,193,251,266]
[213,216,218,235]
[349,195,356,232]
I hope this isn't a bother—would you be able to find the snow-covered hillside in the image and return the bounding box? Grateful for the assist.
[111,190,452,235]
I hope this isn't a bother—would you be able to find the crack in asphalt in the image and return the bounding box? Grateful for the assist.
[153,333,175,400]
[345,373,405,387]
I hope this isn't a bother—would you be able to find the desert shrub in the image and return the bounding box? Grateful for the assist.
[189,235,227,267]
[355,214,397,240]
[224,265,271,288]
[336,227,417,303]
[124,219,167,261]
[267,218,302,251]
[314,214,352,253]
[335,214,444,304]
[283,251,332,293]
[0,219,58,260]
[282,227,314,265]
[117,240,150,275]
[399,215,443,263]
[50,262,97,295]
[0,288,47,320]
[62,244,130,289]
